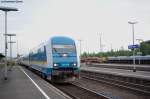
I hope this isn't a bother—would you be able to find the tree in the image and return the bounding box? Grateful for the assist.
[81,49,133,58]
[140,41,150,55]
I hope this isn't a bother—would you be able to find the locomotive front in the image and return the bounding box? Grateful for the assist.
[50,36,80,82]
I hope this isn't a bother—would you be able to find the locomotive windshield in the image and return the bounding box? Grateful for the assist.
[52,45,76,54]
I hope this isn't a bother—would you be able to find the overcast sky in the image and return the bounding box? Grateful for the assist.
[0,0,150,57]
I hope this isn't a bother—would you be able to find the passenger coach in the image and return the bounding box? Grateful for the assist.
[20,36,80,82]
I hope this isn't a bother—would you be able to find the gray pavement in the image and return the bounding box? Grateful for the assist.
[81,66,150,81]
[96,63,150,67]
[82,63,150,71]
[0,65,71,99]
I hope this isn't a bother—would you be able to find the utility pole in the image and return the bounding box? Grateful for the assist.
[111,44,113,51]
[99,33,102,52]
[136,38,143,65]
[78,39,82,57]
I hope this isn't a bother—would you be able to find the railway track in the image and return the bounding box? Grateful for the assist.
[81,72,150,96]
[52,83,110,99]
[22,65,110,99]
[22,65,150,98]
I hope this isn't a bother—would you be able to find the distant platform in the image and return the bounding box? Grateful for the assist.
[94,63,150,67]
[81,66,150,81]
[0,65,71,99]
[82,63,150,72]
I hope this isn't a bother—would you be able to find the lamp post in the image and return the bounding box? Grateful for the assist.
[0,6,18,80]
[7,34,16,71]
[128,21,138,72]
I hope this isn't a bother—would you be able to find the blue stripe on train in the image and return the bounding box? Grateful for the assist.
[30,64,52,75]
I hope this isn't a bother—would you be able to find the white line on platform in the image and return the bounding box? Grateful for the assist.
[19,66,51,99]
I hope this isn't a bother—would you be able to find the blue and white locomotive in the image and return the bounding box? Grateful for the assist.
[20,36,80,82]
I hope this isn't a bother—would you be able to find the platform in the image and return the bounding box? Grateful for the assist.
[0,65,71,99]
[94,63,150,67]
[81,66,150,81]
[82,63,150,71]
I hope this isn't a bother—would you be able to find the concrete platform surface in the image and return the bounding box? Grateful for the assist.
[81,66,150,81]
[94,63,150,67]
[0,65,71,99]
[82,63,150,71]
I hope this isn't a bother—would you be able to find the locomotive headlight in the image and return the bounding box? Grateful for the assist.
[53,63,58,67]
[73,63,77,66]
[62,53,67,57]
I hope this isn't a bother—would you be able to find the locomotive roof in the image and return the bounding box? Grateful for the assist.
[50,36,75,45]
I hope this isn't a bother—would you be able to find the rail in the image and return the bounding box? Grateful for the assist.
[52,83,110,99]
